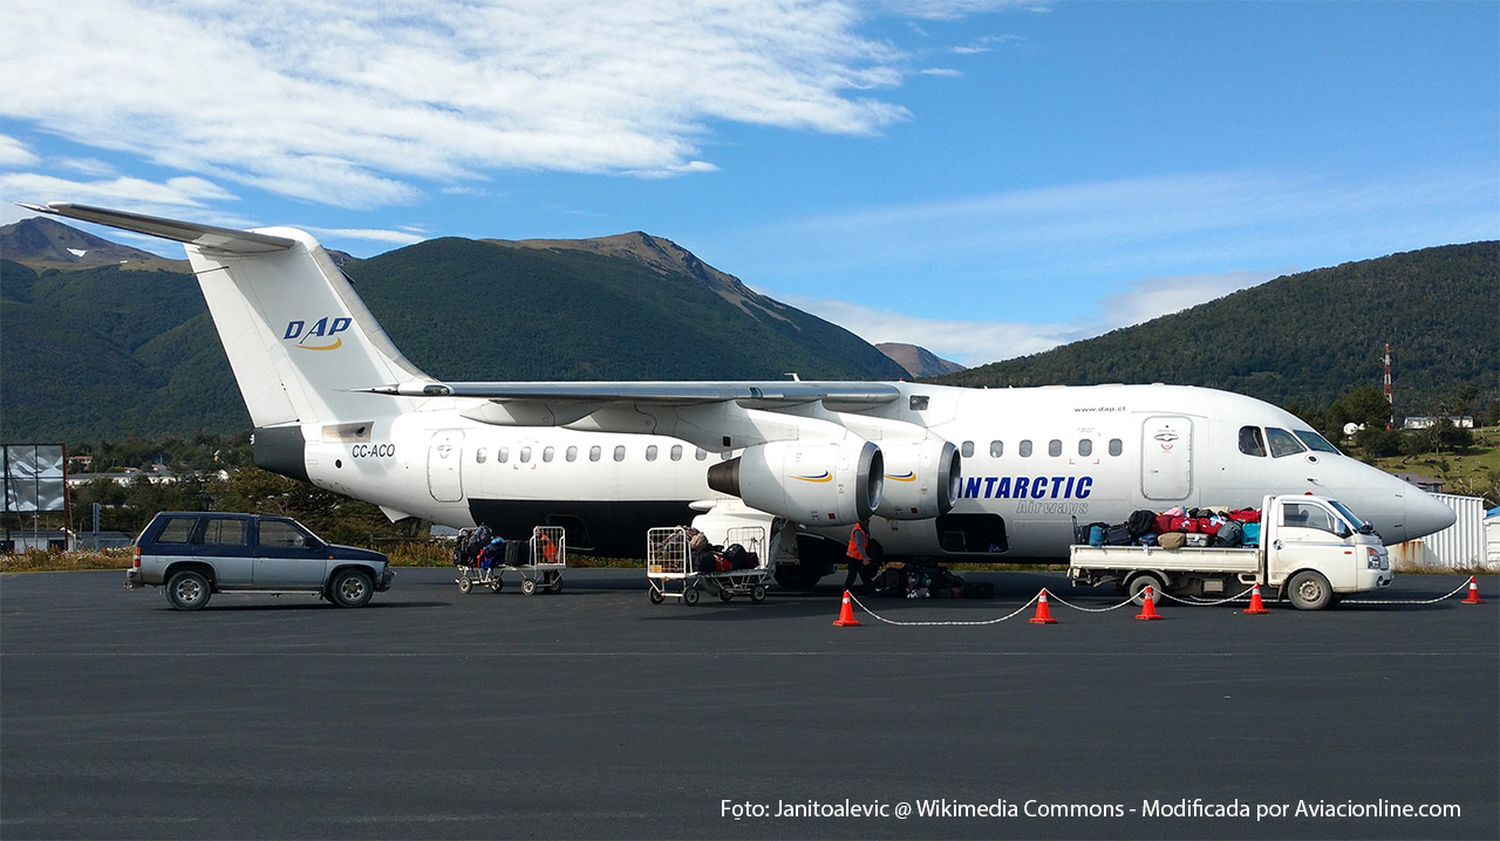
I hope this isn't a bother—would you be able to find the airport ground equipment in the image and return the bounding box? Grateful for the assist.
[1068,494,1392,610]
[125,511,394,610]
[456,526,566,595]
[646,525,769,605]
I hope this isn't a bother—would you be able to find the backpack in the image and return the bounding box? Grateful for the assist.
[1104,524,1132,545]
[1216,520,1243,547]
[1127,509,1157,537]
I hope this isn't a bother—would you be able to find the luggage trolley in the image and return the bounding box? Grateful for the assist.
[646,525,769,605]
[456,526,566,595]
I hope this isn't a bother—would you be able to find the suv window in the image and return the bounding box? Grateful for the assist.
[200,518,248,547]
[155,516,197,544]
[259,520,315,550]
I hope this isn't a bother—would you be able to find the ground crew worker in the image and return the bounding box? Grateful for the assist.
[844,518,875,591]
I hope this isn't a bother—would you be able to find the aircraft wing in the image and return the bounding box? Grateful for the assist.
[362,380,901,409]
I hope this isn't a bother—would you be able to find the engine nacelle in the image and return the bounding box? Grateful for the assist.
[706,440,882,526]
[875,438,961,520]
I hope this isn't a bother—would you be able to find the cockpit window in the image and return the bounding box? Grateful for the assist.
[1266,427,1306,458]
[1294,429,1340,454]
[1238,426,1266,457]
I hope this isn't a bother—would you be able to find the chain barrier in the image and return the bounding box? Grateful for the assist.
[1340,577,1475,606]
[845,590,1041,626]
[1042,590,1140,613]
[1159,586,1256,606]
[843,577,1481,625]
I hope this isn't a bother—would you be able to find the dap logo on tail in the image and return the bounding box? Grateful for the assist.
[283,316,351,351]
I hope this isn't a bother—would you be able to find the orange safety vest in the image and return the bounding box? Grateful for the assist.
[846,522,868,561]
[538,535,557,564]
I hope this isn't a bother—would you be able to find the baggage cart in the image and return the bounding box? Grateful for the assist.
[646,525,768,605]
[456,526,566,596]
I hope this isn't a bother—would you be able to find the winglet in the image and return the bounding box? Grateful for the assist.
[18,202,296,254]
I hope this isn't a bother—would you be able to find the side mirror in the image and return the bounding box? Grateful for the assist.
[1358,522,1375,535]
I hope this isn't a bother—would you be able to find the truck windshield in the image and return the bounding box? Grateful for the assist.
[1327,500,1365,532]
[1293,429,1341,454]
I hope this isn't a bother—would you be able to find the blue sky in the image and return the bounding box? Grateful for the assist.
[2,0,1496,366]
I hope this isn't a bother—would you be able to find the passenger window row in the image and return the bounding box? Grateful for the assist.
[472,444,713,465]
[962,437,1124,459]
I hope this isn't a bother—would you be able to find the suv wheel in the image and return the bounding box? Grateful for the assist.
[165,570,212,611]
[330,569,374,608]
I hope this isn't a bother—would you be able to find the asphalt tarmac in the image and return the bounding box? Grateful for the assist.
[2,567,1496,840]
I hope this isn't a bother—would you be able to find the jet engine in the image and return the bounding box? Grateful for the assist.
[875,438,961,520]
[706,439,882,526]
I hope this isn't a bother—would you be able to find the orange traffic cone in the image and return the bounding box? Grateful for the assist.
[1029,589,1057,624]
[1135,586,1163,621]
[833,590,862,626]
[1243,584,1270,615]
[1461,576,1485,605]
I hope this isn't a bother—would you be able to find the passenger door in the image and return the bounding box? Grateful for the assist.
[252,518,330,588]
[197,515,255,587]
[428,429,465,502]
[1141,416,1193,500]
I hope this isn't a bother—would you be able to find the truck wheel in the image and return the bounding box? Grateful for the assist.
[165,570,211,611]
[1127,573,1168,605]
[1287,571,1332,610]
[330,569,374,608]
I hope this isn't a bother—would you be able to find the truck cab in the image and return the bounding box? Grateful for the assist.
[1264,494,1392,608]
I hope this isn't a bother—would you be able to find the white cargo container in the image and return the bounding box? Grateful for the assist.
[1388,494,1490,570]
[1068,494,1393,610]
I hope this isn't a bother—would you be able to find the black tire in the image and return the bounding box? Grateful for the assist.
[1127,573,1168,605]
[520,578,537,596]
[458,577,472,594]
[649,588,665,604]
[165,570,211,611]
[683,587,700,605]
[719,588,734,602]
[545,572,562,593]
[1286,570,1333,611]
[330,569,374,608]
[750,584,767,603]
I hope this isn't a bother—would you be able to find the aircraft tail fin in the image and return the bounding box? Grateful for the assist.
[22,202,428,430]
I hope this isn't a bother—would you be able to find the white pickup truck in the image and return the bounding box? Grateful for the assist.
[1068,494,1393,610]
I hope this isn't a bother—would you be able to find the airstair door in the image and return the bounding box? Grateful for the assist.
[1140,416,1192,500]
[428,429,465,502]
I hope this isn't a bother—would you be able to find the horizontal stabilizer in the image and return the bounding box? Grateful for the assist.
[17,202,295,254]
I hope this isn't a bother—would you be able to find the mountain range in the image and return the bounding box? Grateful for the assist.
[935,242,1498,418]
[1,218,910,441]
[2,216,1492,442]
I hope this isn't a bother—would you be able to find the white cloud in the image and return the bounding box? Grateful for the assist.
[918,67,963,77]
[0,0,970,208]
[56,157,119,177]
[0,134,38,167]
[304,226,425,246]
[0,171,236,209]
[784,268,1278,366]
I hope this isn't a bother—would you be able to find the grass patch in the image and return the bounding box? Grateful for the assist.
[1,549,131,573]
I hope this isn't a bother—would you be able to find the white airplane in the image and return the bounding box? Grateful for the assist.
[23,202,1456,588]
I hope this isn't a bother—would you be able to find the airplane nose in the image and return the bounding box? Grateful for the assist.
[1405,490,1456,541]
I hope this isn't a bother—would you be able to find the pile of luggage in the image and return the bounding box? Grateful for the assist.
[453,525,527,568]
[686,527,759,574]
[872,562,994,599]
[1080,507,1263,550]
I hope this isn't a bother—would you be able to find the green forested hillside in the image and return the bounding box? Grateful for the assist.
[937,242,1499,418]
[1,233,904,441]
